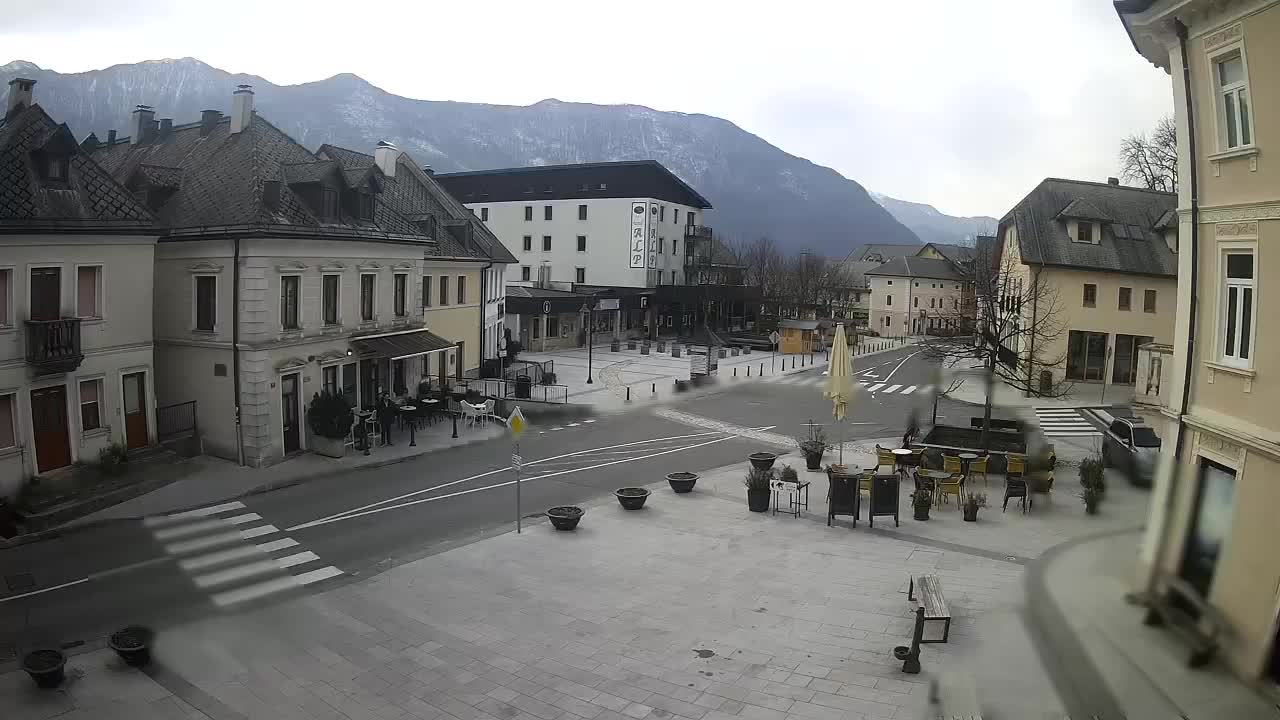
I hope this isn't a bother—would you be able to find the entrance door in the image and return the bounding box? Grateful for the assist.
[281,373,301,454]
[30,385,71,472]
[30,268,61,320]
[122,371,149,450]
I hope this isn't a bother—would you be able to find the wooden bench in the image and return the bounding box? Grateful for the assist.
[1139,573,1225,668]
[908,575,952,643]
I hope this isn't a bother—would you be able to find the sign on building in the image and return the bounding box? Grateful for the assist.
[597,298,620,311]
[630,202,647,269]
[648,202,659,268]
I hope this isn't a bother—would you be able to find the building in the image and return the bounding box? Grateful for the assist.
[852,244,923,263]
[829,260,879,326]
[995,177,1177,388]
[89,87,510,467]
[866,255,971,336]
[1,79,158,497]
[1118,0,1280,687]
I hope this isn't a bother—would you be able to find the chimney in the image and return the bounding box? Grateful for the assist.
[158,118,173,137]
[230,84,254,134]
[130,105,155,144]
[374,140,399,177]
[1107,177,1120,186]
[107,129,117,145]
[422,165,434,176]
[199,109,221,137]
[5,77,35,119]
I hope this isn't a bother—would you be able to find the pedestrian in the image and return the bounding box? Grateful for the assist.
[377,392,395,447]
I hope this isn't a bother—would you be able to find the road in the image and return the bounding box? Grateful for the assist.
[1,345,971,655]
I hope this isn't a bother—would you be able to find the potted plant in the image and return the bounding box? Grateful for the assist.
[547,506,583,530]
[108,625,153,667]
[22,649,66,688]
[961,492,987,522]
[778,465,799,483]
[1080,484,1102,515]
[911,490,932,521]
[657,340,667,352]
[611,339,620,352]
[666,472,698,493]
[748,452,778,471]
[795,425,828,471]
[615,487,651,510]
[307,391,354,458]
[745,467,773,512]
[627,339,637,350]
[1079,453,1106,495]
[97,443,128,476]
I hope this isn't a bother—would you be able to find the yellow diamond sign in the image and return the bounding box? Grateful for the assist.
[507,406,527,437]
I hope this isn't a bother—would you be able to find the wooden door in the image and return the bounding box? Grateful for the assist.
[122,371,149,450]
[281,373,300,454]
[30,268,61,320]
[31,385,71,472]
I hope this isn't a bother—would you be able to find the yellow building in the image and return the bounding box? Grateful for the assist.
[1119,0,1280,689]
[778,319,821,354]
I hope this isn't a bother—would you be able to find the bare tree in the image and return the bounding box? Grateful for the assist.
[1119,115,1178,193]
[919,241,1069,449]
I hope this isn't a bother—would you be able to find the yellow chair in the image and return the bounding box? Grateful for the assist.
[969,456,989,487]
[943,455,963,477]
[1006,453,1026,478]
[876,445,896,473]
[859,470,873,497]
[937,474,963,508]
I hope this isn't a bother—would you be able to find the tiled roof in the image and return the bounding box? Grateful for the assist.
[506,285,583,298]
[1055,198,1111,222]
[836,260,880,288]
[923,243,975,265]
[0,104,153,230]
[853,244,922,263]
[864,256,966,281]
[435,160,712,209]
[1002,178,1177,277]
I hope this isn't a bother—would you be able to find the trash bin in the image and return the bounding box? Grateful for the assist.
[515,374,532,399]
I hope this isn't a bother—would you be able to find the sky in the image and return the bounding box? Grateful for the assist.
[0,0,1173,218]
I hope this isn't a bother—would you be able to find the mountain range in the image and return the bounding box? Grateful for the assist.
[869,193,996,247]
[1,57,990,256]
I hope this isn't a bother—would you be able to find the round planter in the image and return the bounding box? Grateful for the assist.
[666,472,698,493]
[1085,504,1099,516]
[962,510,978,522]
[109,625,153,667]
[804,451,823,471]
[913,508,930,521]
[747,488,770,512]
[547,506,583,531]
[615,488,651,510]
[748,452,777,471]
[22,649,66,689]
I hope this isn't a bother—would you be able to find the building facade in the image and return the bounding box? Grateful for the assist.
[1119,0,1280,688]
[1,79,158,498]
[866,256,970,335]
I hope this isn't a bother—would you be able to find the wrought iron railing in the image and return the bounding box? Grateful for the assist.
[25,318,82,374]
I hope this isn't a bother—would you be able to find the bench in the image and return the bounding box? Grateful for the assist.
[907,575,952,643]
[1139,573,1225,668]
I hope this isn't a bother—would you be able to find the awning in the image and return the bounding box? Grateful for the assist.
[351,329,455,360]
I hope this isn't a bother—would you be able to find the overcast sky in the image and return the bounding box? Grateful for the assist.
[2,0,1172,218]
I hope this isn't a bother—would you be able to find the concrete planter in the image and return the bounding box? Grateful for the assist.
[627,340,637,350]
[672,347,682,358]
[313,435,347,458]
[731,347,740,356]
[657,340,667,352]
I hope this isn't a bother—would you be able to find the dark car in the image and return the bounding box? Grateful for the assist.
[1102,417,1160,487]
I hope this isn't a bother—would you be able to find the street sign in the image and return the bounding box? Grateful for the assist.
[507,406,527,436]
[511,453,523,469]
[542,301,551,314]
[598,298,620,311]
[769,331,781,345]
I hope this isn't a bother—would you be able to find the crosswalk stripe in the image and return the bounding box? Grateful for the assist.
[210,566,343,607]
[144,501,246,528]
[902,385,917,394]
[884,384,902,394]
[181,545,265,572]
[275,550,320,569]
[195,558,284,588]
[154,519,230,542]
[868,384,886,392]
[239,524,280,540]
[164,531,242,555]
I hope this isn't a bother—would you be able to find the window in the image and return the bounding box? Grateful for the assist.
[1066,330,1109,381]
[524,206,533,221]
[913,296,918,308]
[1076,222,1093,244]
[439,275,449,306]
[480,207,489,222]
[0,268,9,326]
[1221,251,1254,367]
[1216,53,1252,149]
[574,235,587,252]
[546,316,559,337]
[341,363,356,407]
[1118,287,1132,311]
[886,295,893,306]
[544,205,553,221]
[280,275,300,329]
[422,275,432,308]
[1083,283,1097,307]
[47,155,69,181]
[195,275,216,332]
[323,274,339,325]
[522,235,532,252]
[392,359,407,395]
[578,204,587,220]
[575,267,585,283]
[1144,289,1157,313]
[358,192,375,220]
[79,379,102,432]
[0,394,14,449]
[658,237,665,254]
[542,235,552,252]
[77,265,101,318]
[521,266,531,281]
[887,280,893,285]
[672,239,678,255]
[930,298,935,309]
[670,270,676,284]
[457,275,466,304]
[360,274,375,321]
[394,273,408,317]
[319,365,337,396]
[322,189,339,218]
[674,209,680,225]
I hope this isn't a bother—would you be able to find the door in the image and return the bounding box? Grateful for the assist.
[455,342,464,382]
[1180,459,1236,600]
[122,371,149,450]
[30,268,61,321]
[31,385,71,472]
[281,373,301,454]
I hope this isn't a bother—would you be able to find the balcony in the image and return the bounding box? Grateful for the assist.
[25,318,83,375]
[684,225,713,240]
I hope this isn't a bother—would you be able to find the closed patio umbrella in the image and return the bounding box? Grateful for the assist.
[823,323,856,465]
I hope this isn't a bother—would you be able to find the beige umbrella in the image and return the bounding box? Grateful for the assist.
[823,323,856,465]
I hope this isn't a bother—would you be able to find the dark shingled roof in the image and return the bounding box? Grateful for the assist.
[864,256,966,281]
[923,243,975,265]
[836,260,880,288]
[853,244,922,263]
[1002,178,1176,278]
[0,104,153,231]
[434,160,712,209]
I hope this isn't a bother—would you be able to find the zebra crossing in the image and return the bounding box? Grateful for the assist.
[770,373,932,396]
[143,501,342,608]
[1034,408,1102,437]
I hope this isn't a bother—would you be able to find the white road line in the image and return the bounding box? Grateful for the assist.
[223,513,262,526]
[583,419,596,423]
[275,550,320,569]
[868,384,886,392]
[881,351,920,384]
[238,524,279,540]
[210,566,344,607]
[256,538,300,553]
[920,385,934,395]
[195,559,282,588]
[164,531,241,555]
[143,501,246,528]
[884,384,902,394]
[902,385,917,394]
[153,519,229,542]
[294,566,343,585]
[180,545,264,572]
[0,577,89,603]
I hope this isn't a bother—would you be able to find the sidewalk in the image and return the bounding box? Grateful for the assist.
[944,365,1133,409]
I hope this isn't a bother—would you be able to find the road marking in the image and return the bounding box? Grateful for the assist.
[884,384,902,394]
[143,501,246,528]
[239,524,279,540]
[209,565,343,607]
[153,518,231,541]
[0,577,90,603]
[880,351,920,384]
[868,384,886,392]
[902,385,917,394]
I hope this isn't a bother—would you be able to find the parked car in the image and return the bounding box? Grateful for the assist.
[1102,417,1160,487]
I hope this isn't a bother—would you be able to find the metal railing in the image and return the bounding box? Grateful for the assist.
[157,400,198,441]
[468,377,569,404]
[684,225,713,240]
[25,318,82,373]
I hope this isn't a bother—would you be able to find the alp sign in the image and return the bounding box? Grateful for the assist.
[629,202,647,269]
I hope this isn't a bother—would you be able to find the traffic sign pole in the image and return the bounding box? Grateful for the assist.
[514,442,522,534]
[508,406,527,533]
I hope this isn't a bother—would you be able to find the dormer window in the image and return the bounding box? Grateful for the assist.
[1076,221,1093,244]
[322,188,339,218]
[358,192,375,220]
[47,155,69,181]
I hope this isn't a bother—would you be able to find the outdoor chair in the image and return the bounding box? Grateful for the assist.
[937,474,962,509]
[969,456,989,487]
[1006,453,1026,479]
[875,445,896,473]
[1003,476,1029,513]
[943,455,963,479]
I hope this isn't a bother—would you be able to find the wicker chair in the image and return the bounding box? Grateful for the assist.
[875,445,896,473]
[969,456,989,487]
[937,473,963,508]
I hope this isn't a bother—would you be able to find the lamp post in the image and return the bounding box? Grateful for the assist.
[581,301,595,384]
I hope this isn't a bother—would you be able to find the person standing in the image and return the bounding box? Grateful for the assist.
[377,392,395,447]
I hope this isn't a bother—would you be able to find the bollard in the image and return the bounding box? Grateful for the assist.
[733,367,737,377]
[651,382,656,394]
[626,386,631,402]
[759,362,763,376]
[748,365,752,377]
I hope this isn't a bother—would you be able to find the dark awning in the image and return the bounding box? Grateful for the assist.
[351,329,455,360]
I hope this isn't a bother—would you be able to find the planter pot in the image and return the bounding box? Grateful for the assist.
[615,487,651,510]
[672,347,682,358]
[913,508,930,521]
[743,346,752,355]
[313,435,347,459]
[1085,503,1099,515]
[109,625,153,667]
[962,509,978,522]
[657,341,667,352]
[628,340,637,350]
[547,506,583,531]
[803,451,824,471]
[748,452,777,471]
[666,472,698,493]
[22,650,65,689]
[718,349,727,358]
[610,341,620,352]
[641,346,650,355]
[746,488,770,512]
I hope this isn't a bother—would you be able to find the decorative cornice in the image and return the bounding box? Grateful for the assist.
[392,261,416,271]
[1200,204,1280,223]
[274,356,309,371]
[187,261,224,274]
[1215,221,1259,239]
[319,261,346,273]
[275,260,308,273]
[1203,22,1243,51]
[357,261,382,271]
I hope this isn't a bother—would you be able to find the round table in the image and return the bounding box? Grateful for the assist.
[957,452,980,480]
[891,448,914,475]
[916,468,952,501]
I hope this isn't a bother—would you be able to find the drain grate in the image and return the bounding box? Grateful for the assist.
[5,573,35,593]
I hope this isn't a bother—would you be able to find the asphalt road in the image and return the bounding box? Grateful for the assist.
[1,345,968,655]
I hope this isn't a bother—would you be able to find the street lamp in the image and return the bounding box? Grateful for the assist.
[581,301,595,384]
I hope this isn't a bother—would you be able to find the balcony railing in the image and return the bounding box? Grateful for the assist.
[25,318,83,375]
[684,225,713,240]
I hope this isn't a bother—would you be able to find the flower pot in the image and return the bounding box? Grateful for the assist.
[743,346,752,355]
[962,509,978,522]
[672,347,682,358]
[666,472,698,493]
[641,345,650,355]
[1085,503,1099,515]
[611,341,620,352]
[22,649,65,689]
[109,625,153,667]
[313,435,347,459]
[657,341,667,352]
[615,488,651,510]
[747,488,770,512]
[547,506,583,531]
[748,452,777,471]
[804,451,823,471]
[627,340,637,350]
[913,508,930,521]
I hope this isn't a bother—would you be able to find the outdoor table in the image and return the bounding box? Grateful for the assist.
[916,468,952,503]
[892,448,914,477]
[399,405,417,429]
[419,398,440,424]
[957,452,979,479]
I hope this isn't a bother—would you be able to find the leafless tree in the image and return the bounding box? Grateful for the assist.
[1119,115,1178,193]
[918,241,1070,449]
